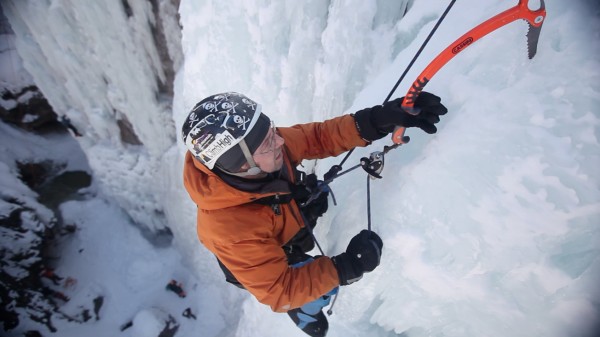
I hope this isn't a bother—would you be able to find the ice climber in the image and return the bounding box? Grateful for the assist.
[182,91,447,337]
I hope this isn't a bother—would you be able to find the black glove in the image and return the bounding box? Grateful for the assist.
[353,91,448,141]
[331,230,383,285]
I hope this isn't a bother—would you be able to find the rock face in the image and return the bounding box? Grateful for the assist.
[0,197,52,332]
[1,1,184,334]
[1,0,184,232]
[0,156,65,333]
[0,85,57,131]
[0,122,94,334]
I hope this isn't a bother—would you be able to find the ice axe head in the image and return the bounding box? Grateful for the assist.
[521,0,546,59]
[391,0,547,145]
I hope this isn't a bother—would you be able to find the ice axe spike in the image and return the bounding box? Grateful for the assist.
[392,0,547,144]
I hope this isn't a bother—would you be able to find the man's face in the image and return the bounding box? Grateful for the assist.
[252,124,285,173]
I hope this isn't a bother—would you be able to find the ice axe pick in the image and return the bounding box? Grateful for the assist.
[392,0,547,144]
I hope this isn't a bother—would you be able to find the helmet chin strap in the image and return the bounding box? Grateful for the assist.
[220,139,264,177]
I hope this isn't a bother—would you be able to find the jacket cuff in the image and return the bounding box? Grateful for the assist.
[353,107,387,141]
[331,253,363,286]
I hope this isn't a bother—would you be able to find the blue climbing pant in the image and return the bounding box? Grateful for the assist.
[287,258,338,337]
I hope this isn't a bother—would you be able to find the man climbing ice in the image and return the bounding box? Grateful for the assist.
[182,91,447,336]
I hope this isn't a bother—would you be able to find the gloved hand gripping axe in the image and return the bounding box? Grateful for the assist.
[393,0,546,144]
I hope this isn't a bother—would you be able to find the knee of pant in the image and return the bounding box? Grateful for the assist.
[300,287,338,315]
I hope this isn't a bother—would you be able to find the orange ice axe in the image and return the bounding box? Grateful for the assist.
[392,0,546,144]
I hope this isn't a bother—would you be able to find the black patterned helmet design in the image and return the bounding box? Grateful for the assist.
[182,92,266,170]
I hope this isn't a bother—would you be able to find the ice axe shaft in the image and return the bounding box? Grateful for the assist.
[392,0,546,144]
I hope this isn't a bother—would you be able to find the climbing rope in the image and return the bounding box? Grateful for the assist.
[323,0,457,316]
[323,0,457,229]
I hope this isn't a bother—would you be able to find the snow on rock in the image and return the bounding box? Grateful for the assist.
[0,5,34,98]
[131,308,179,337]
[2,0,183,232]
[0,7,56,131]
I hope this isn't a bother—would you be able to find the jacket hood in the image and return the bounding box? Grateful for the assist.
[183,151,290,211]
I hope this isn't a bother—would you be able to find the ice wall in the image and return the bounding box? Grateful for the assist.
[177,1,600,337]
[177,0,414,128]
[2,0,183,231]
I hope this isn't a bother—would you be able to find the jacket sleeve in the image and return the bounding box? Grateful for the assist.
[213,238,340,312]
[278,114,368,165]
[198,203,341,313]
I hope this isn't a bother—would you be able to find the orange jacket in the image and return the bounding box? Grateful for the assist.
[183,114,367,312]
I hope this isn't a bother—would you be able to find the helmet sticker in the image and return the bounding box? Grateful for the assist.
[198,130,236,164]
[222,111,251,131]
[188,113,218,137]
[242,98,256,110]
